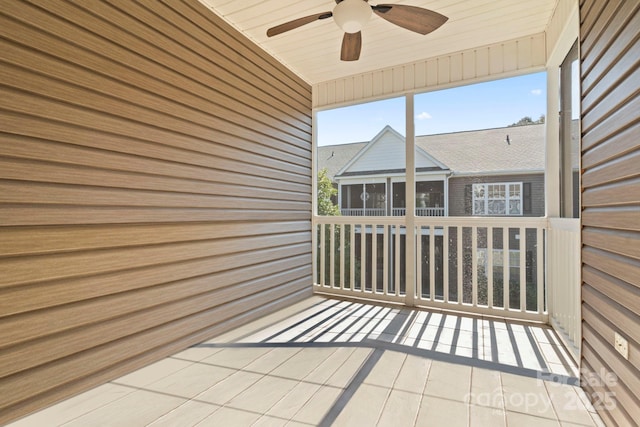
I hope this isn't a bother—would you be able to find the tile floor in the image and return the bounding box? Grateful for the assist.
[9,296,605,426]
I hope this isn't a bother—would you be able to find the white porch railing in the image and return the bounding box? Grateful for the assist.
[416,207,445,216]
[343,207,446,216]
[314,216,548,322]
[547,218,581,362]
[340,208,386,216]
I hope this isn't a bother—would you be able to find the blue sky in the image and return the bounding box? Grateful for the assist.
[316,72,546,146]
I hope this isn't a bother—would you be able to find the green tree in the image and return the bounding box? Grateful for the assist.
[317,168,340,216]
[509,115,545,127]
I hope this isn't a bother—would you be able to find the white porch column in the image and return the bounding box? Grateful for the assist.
[545,66,560,218]
[405,94,416,306]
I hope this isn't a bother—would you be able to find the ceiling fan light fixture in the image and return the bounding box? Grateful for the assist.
[333,0,372,33]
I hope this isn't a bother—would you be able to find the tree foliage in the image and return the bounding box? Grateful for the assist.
[509,114,545,127]
[317,168,340,216]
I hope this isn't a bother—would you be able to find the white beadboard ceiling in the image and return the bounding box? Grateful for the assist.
[199,0,558,85]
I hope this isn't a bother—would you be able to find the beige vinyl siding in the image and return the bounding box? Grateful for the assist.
[579,0,640,425]
[0,0,312,423]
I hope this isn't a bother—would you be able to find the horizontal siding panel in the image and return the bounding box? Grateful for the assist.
[0,221,309,257]
[582,321,640,408]
[583,305,640,368]
[0,10,311,156]
[581,340,639,425]
[0,122,311,190]
[582,207,640,231]
[581,1,639,91]
[583,266,640,336]
[0,265,311,378]
[582,229,640,260]
[0,206,310,226]
[582,148,640,188]
[0,43,311,157]
[1,87,311,177]
[0,257,310,350]
[0,0,312,423]
[0,181,310,212]
[580,347,637,426]
[582,56,640,131]
[582,247,640,288]
[1,243,311,317]
[0,158,309,203]
[580,5,640,424]
[163,0,311,102]
[1,232,310,288]
[8,0,312,124]
[0,280,310,411]
[1,288,309,425]
[582,124,640,169]
[582,179,640,207]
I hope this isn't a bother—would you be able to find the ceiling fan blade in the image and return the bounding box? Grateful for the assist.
[266,12,333,37]
[341,31,362,61]
[373,4,448,35]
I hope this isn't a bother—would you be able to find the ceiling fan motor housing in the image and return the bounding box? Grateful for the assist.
[333,0,372,33]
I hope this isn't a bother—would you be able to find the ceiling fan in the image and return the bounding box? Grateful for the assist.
[266,0,448,61]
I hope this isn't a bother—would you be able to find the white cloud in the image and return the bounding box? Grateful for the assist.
[416,112,432,120]
[531,89,542,95]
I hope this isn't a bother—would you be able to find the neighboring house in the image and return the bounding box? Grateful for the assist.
[318,123,546,217]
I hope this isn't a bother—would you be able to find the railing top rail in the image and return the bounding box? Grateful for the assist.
[315,216,405,226]
[414,216,547,228]
[315,215,547,228]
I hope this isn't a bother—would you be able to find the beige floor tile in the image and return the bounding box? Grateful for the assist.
[304,347,356,385]
[62,389,185,427]
[266,381,322,420]
[147,400,220,427]
[252,415,290,427]
[290,384,343,425]
[113,358,193,388]
[6,384,133,427]
[377,389,422,427]
[225,375,300,414]
[195,407,261,426]
[416,396,468,427]
[285,421,315,427]
[9,297,602,427]
[363,350,405,388]
[243,347,301,374]
[325,347,372,388]
[506,411,561,427]
[545,382,597,426]
[271,347,337,380]
[469,367,503,409]
[146,362,237,398]
[469,404,506,427]
[501,373,556,419]
[171,345,224,362]
[197,370,265,405]
[331,384,388,427]
[201,347,272,370]
[423,360,471,402]
[394,354,431,394]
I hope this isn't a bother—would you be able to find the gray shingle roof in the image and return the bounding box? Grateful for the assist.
[318,124,545,180]
[416,124,545,174]
[317,142,367,180]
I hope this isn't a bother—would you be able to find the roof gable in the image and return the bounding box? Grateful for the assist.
[336,126,448,177]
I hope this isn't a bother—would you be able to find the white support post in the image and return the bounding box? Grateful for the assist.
[487,227,494,308]
[405,94,417,305]
[443,226,449,303]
